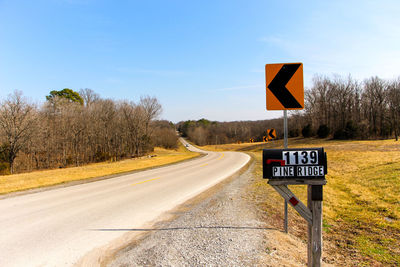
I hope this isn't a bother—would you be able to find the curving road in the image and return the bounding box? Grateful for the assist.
[0,139,250,267]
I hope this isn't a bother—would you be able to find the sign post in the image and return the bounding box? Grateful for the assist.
[309,185,323,266]
[266,62,304,233]
[283,110,288,232]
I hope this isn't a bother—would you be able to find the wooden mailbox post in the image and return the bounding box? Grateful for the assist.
[263,148,327,267]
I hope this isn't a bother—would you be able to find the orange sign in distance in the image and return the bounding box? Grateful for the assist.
[265,63,304,110]
[267,129,276,140]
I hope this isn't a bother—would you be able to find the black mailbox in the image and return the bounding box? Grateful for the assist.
[263,148,327,179]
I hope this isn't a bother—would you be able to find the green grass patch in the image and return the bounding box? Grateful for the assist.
[357,235,400,264]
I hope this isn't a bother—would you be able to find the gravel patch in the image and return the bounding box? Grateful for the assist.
[109,163,271,266]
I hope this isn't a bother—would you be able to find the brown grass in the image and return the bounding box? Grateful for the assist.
[0,143,200,195]
[202,138,400,266]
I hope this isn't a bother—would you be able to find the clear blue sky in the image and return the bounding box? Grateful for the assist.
[1,0,400,122]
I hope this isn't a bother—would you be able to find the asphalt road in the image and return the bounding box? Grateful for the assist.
[0,139,250,267]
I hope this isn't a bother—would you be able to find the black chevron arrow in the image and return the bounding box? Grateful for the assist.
[268,129,276,139]
[268,64,302,108]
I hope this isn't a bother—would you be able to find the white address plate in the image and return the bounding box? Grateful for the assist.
[282,150,319,165]
[272,166,325,177]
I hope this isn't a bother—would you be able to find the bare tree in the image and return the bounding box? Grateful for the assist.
[0,91,36,173]
[120,101,147,156]
[152,120,178,149]
[387,78,400,141]
[362,77,388,137]
[79,88,100,107]
[140,96,162,136]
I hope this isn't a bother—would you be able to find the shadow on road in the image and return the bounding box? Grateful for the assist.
[90,226,278,231]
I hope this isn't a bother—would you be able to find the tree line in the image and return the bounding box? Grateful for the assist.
[0,89,178,175]
[302,75,400,140]
[178,75,400,145]
[177,118,283,146]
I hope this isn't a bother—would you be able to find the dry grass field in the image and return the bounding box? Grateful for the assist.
[203,138,400,266]
[0,143,200,195]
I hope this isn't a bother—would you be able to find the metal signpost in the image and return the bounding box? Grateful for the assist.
[283,110,289,232]
[266,62,305,233]
[265,63,327,266]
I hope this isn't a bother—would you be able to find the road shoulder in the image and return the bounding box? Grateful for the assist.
[107,160,315,266]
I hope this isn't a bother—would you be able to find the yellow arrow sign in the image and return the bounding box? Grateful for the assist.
[265,63,304,110]
[267,129,277,140]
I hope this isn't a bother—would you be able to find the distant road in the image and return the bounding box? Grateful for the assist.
[0,138,250,266]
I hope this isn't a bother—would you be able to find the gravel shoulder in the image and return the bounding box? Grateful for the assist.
[108,161,313,267]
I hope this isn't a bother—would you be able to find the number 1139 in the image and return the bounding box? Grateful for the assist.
[282,150,318,165]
